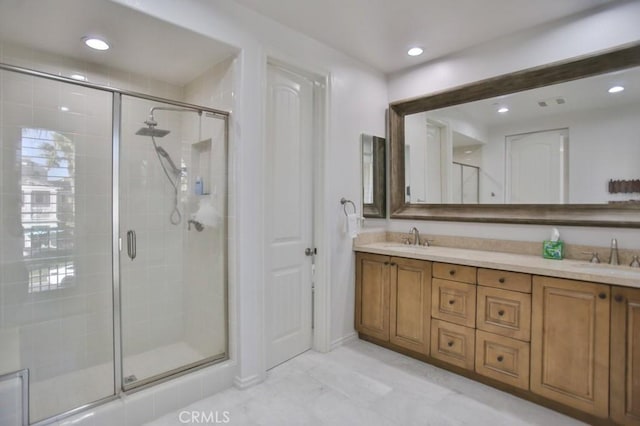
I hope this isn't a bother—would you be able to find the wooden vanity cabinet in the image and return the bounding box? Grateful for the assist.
[355,251,635,424]
[475,330,530,390]
[531,276,610,418]
[355,253,390,341]
[389,257,432,354]
[611,286,640,425]
[431,319,475,369]
[432,278,476,328]
[476,285,531,341]
[355,253,432,354]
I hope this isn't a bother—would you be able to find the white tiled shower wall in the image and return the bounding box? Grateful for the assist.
[0,39,233,421]
[181,57,234,358]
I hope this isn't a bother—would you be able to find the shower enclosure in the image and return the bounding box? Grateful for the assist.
[0,64,229,425]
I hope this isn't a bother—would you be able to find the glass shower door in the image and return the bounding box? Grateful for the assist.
[0,70,115,422]
[119,95,227,388]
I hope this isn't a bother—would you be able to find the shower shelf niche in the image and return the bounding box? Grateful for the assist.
[191,138,213,196]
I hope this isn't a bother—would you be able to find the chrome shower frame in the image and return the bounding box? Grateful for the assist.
[0,62,230,426]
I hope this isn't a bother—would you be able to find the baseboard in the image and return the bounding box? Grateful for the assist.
[330,332,357,351]
[233,374,262,389]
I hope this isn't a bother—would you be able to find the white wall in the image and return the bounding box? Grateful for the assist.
[110,0,388,386]
[386,0,640,251]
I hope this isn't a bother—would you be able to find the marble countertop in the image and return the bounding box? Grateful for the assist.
[354,242,640,288]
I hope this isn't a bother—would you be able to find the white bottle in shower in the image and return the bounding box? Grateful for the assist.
[195,176,203,195]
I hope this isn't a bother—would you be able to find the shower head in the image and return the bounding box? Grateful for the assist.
[136,126,170,137]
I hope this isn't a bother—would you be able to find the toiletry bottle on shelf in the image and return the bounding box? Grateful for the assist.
[195,177,203,195]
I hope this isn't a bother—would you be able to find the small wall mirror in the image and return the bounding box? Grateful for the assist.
[389,43,640,227]
[362,134,386,218]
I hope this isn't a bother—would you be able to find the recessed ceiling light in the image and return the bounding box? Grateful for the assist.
[608,85,624,93]
[70,73,86,81]
[83,37,109,51]
[464,150,473,154]
[498,107,509,113]
[60,106,69,112]
[407,47,423,57]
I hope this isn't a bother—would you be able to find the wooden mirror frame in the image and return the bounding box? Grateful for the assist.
[362,134,386,218]
[389,43,640,227]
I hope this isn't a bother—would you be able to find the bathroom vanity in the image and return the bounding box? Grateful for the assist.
[354,242,640,425]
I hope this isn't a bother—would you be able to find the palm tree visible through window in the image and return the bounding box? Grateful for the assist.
[20,128,75,292]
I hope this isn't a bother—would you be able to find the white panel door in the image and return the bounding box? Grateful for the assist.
[506,129,568,204]
[265,64,314,369]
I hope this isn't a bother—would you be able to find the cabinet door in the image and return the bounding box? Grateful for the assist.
[477,268,532,293]
[431,319,475,370]
[611,286,640,425]
[477,286,531,341]
[390,257,431,354]
[355,253,390,341]
[433,262,476,284]
[531,276,610,418]
[475,330,530,390]
[432,278,476,327]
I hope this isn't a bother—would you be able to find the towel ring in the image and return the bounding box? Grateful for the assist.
[340,198,357,216]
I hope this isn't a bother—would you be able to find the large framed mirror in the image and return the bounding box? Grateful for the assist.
[362,134,386,218]
[389,43,640,227]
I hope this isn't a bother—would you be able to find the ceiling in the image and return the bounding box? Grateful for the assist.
[232,0,616,74]
[0,0,237,86]
[0,0,622,83]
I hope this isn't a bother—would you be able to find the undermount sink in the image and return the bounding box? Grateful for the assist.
[572,262,640,279]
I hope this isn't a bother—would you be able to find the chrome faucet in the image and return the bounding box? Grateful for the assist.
[609,238,619,265]
[409,227,421,246]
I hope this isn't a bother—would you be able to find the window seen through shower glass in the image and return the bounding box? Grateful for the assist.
[20,128,75,293]
[0,70,114,423]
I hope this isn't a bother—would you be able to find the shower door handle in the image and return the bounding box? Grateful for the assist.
[126,230,136,260]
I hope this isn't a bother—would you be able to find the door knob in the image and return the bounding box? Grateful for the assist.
[305,248,317,256]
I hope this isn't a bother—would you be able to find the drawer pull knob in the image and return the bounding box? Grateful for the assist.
[448,300,455,305]
[498,310,505,316]
[447,341,454,347]
[390,262,397,266]
[497,355,504,362]
[615,294,624,303]
[598,292,607,300]
[498,278,505,283]
[384,262,389,265]
[449,270,456,276]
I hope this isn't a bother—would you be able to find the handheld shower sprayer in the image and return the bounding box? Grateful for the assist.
[135,105,204,226]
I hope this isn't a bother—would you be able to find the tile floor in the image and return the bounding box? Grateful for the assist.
[146,339,585,426]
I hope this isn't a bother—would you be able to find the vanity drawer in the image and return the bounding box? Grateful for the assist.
[475,330,530,391]
[477,268,532,293]
[431,319,475,370]
[477,286,531,341]
[433,263,476,284]
[432,278,476,327]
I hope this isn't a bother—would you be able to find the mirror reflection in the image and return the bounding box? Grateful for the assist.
[404,65,640,205]
[362,134,386,217]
